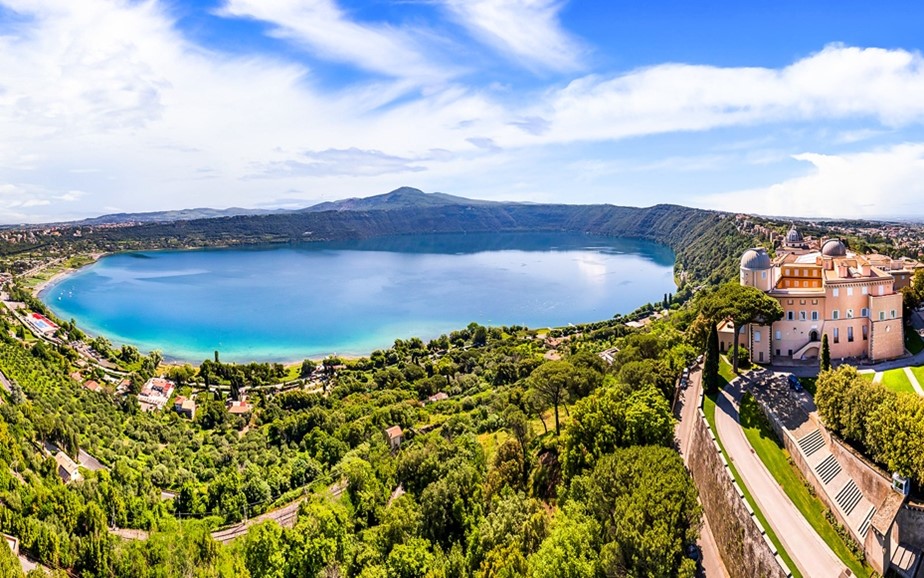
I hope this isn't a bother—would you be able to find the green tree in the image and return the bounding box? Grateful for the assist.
[528,361,591,435]
[385,537,435,578]
[703,283,783,373]
[562,382,674,482]
[703,322,720,394]
[527,505,599,578]
[243,521,286,578]
[577,446,701,578]
[299,359,317,379]
[0,540,24,578]
[286,500,348,578]
[820,333,831,372]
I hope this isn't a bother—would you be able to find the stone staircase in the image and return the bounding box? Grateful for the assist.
[792,340,821,360]
[795,428,876,542]
[798,429,825,456]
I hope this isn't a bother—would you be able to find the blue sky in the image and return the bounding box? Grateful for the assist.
[1,1,924,222]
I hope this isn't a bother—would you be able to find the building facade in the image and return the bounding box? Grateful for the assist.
[735,233,905,364]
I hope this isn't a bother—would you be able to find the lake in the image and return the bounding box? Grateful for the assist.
[40,232,676,362]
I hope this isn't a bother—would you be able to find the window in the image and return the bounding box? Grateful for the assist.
[833,288,840,297]
[847,309,854,319]
[847,287,854,296]
[812,311,819,321]
[879,286,885,296]
[833,328,839,344]
[812,299,818,305]
[787,299,794,305]
[754,331,761,343]
[891,309,897,319]
[863,326,868,341]
[800,299,806,305]
[799,311,807,321]
[833,310,840,320]
[848,327,854,342]
[879,311,886,321]
[861,308,869,318]
[761,270,767,279]
[862,286,868,295]
[775,330,781,340]
[803,281,808,288]
[787,311,794,321]
[784,280,790,287]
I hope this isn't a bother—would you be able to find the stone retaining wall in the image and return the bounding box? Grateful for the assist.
[688,395,791,578]
[758,403,890,574]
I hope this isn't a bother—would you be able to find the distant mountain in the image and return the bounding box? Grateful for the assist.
[71,206,288,226]
[301,187,501,213]
[63,187,498,226]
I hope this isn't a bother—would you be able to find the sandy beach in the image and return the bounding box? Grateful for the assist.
[31,253,106,298]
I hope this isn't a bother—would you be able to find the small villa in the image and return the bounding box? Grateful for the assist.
[385,425,403,451]
[55,451,81,484]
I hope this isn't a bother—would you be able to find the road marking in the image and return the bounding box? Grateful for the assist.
[903,367,924,396]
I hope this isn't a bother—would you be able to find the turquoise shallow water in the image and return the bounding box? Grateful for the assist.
[40,232,676,362]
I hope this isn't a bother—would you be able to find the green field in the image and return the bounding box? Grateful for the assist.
[858,372,875,382]
[738,394,872,578]
[910,366,924,395]
[881,368,915,395]
[702,392,801,578]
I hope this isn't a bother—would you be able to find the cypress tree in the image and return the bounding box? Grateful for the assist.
[704,323,720,394]
[820,333,831,372]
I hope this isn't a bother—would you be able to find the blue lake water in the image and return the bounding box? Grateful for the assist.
[40,233,676,362]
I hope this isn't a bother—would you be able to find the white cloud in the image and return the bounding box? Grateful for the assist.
[697,143,924,218]
[440,0,582,72]
[494,45,924,147]
[219,0,457,84]
[2,1,924,221]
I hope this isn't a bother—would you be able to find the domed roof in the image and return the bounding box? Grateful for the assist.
[786,225,803,243]
[741,248,771,270]
[821,239,847,257]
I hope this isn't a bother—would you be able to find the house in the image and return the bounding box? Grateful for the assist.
[737,232,905,364]
[138,377,176,411]
[55,451,81,484]
[82,380,102,393]
[385,425,403,451]
[426,392,449,404]
[226,399,252,416]
[173,396,197,419]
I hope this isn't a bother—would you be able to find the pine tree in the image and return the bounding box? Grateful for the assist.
[704,323,720,394]
[820,333,831,372]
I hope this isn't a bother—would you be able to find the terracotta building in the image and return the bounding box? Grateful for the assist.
[730,229,905,364]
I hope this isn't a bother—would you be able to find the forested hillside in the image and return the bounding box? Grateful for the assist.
[43,196,753,287]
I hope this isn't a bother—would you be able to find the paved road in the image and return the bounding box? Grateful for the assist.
[675,367,729,578]
[714,382,845,578]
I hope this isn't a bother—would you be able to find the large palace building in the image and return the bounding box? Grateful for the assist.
[729,226,909,364]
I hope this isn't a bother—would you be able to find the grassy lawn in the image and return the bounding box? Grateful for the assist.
[702,392,802,578]
[858,372,875,383]
[910,366,924,395]
[738,394,872,578]
[880,368,915,395]
[905,329,924,355]
[719,356,739,383]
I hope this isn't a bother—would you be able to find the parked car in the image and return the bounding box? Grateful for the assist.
[696,354,704,365]
[787,374,803,392]
[685,543,701,564]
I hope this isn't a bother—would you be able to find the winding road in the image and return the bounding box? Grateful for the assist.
[714,381,845,578]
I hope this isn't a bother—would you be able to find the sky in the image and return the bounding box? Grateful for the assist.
[2,1,924,223]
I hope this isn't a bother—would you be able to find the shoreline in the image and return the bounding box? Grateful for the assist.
[32,252,107,299]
